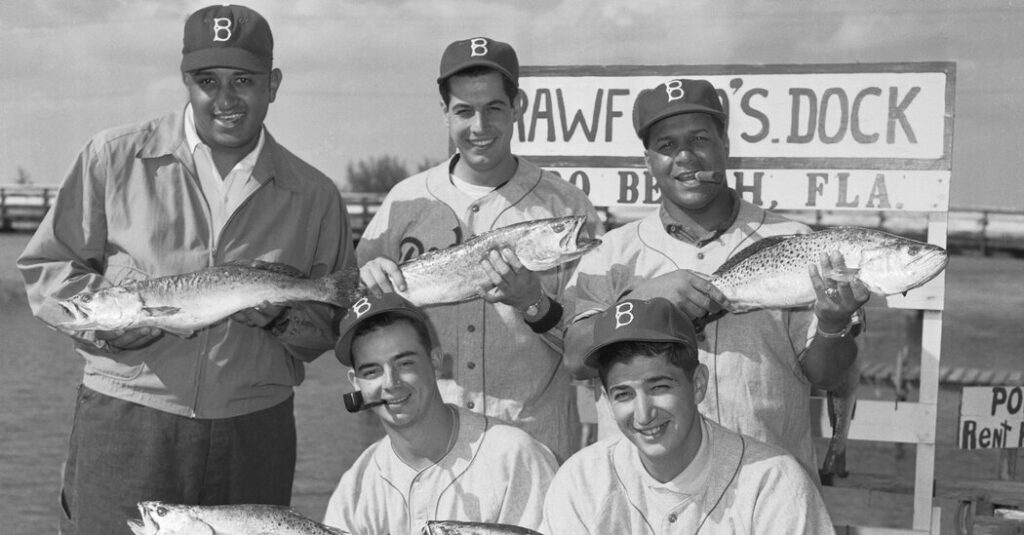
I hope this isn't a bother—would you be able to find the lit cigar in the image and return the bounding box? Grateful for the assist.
[343,391,387,413]
[694,170,724,183]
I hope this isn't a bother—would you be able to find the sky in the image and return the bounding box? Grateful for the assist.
[1,0,1022,210]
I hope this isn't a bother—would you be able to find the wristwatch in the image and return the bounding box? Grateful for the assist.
[521,294,546,320]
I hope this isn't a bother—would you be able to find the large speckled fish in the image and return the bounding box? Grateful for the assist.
[127,501,347,535]
[423,520,543,535]
[58,261,361,337]
[397,215,600,306]
[711,226,949,313]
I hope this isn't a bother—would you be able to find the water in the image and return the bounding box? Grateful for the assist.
[2,232,1023,533]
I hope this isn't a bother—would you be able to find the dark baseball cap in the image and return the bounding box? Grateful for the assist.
[633,78,726,143]
[437,37,518,85]
[581,297,698,369]
[181,4,273,73]
[334,293,439,367]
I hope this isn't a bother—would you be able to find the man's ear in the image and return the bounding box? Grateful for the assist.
[430,347,443,371]
[268,68,283,103]
[692,363,709,405]
[347,368,358,390]
[440,100,450,126]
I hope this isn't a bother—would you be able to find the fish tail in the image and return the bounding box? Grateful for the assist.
[319,267,366,308]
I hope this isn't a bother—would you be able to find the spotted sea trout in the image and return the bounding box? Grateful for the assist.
[127,501,347,535]
[396,215,601,306]
[58,261,362,337]
[710,226,949,313]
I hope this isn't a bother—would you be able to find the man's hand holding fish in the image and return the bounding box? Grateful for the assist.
[809,250,871,336]
[626,268,731,321]
[94,326,163,352]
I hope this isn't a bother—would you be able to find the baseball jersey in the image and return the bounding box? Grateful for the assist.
[322,406,558,535]
[356,155,602,461]
[565,200,822,481]
[541,418,834,534]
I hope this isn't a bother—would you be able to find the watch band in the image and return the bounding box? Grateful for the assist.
[525,298,563,333]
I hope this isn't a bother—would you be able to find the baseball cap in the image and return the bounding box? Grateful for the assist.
[633,78,726,143]
[437,37,519,86]
[334,293,439,367]
[581,297,698,369]
[181,5,273,73]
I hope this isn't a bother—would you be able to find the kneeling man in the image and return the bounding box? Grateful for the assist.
[324,293,557,535]
[542,297,833,534]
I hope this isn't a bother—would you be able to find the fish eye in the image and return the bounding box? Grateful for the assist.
[907,245,920,256]
[552,222,565,233]
[156,506,168,516]
[79,294,91,303]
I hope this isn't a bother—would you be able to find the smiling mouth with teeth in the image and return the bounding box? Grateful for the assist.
[634,422,669,437]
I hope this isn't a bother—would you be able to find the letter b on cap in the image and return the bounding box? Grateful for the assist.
[212,17,232,41]
[470,38,489,57]
[614,302,635,329]
[665,79,686,103]
[352,297,373,318]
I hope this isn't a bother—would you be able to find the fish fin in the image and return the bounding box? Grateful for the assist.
[319,267,366,308]
[163,327,196,338]
[223,259,308,279]
[713,235,794,276]
[142,306,180,317]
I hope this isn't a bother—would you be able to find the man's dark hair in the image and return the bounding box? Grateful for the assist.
[438,66,518,106]
[595,341,699,389]
[350,312,433,367]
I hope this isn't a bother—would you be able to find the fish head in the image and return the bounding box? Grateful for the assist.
[57,286,144,332]
[856,237,949,295]
[128,502,213,535]
[514,215,601,271]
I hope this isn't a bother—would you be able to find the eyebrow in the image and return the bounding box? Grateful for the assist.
[354,350,420,373]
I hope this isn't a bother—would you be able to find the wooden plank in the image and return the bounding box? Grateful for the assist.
[810,398,936,443]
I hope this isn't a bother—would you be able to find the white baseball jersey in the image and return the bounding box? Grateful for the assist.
[565,200,822,481]
[323,406,558,535]
[356,155,603,461]
[541,418,834,534]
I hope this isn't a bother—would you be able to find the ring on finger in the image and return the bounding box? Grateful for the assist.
[825,287,840,302]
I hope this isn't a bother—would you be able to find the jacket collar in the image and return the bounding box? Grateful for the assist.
[136,106,302,192]
[611,418,745,524]
[425,154,544,208]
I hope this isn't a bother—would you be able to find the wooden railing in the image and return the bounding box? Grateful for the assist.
[3,185,1022,257]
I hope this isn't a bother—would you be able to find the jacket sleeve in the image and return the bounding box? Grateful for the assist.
[17,138,113,347]
[272,187,356,361]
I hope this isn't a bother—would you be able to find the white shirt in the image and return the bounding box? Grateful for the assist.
[184,103,265,247]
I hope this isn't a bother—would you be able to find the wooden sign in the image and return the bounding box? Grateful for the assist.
[514,62,956,212]
[959,386,1024,450]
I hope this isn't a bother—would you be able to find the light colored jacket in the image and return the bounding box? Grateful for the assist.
[18,108,353,418]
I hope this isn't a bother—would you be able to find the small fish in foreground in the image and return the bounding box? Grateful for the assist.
[423,520,543,535]
[58,261,362,338]
[396,215,600,306]
[710,226,949,313]
[820,358,860,486]
[127,501,347,535]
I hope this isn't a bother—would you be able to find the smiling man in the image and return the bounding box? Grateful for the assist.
[323,293,557,535]
[563,78,869,481]
[542,298,833,534]
[356,37,602,461]
[18,5,351,533]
